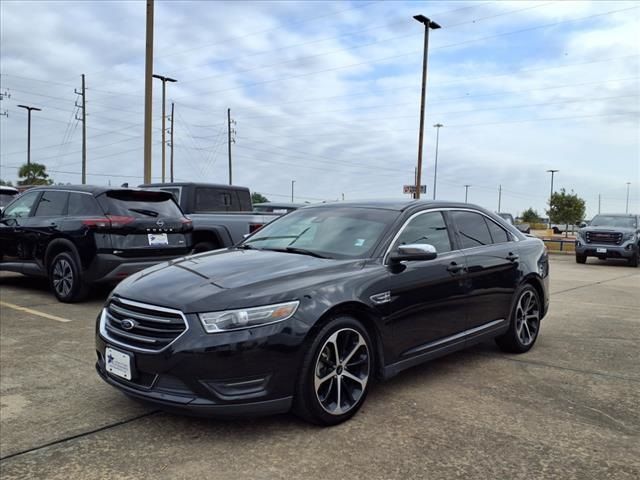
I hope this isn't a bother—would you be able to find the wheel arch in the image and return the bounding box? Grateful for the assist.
[44,238,82,271]
[191,228,227,249]
[305,301,387,379]
[520,273,546,318]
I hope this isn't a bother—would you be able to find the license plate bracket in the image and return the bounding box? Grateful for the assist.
[596,247,607,254]
[105,346,134,380]
[148,233,169,246]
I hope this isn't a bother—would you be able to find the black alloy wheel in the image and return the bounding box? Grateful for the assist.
[294,317,372,426]
[496,285,541,353]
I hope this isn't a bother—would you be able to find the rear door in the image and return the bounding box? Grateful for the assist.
[29,190,70,263]
[449,210,519,329]
[96,190,191,257]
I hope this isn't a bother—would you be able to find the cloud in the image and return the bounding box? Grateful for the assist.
[0,0,638,216]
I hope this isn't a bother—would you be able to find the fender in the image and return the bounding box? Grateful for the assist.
[44,238,84,272]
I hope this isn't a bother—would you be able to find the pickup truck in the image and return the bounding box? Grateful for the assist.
[140,182,278,252]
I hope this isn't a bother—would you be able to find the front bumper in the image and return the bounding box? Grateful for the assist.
[95,308,308,417]
[575,239,637,259]
[85,252,190,283]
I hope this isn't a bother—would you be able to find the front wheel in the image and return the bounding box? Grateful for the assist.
[628,250,639,267]
[576,254,587,264]
[495,285,541,353]
[293,317,372,426]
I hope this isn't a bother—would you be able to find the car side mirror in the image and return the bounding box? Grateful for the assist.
[579,222,587,228]
[390,243,437,263]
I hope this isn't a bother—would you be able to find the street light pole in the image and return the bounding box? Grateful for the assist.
[153,74,177,183]
[17,105,41,166]
[291,180,296,203]
[413,15,441,200]
[626,182,631,214]
[464,184,471,203]
[432,123,443,200]
[546,169,559,228]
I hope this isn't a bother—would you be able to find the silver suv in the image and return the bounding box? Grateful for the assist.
[575,214,639,267]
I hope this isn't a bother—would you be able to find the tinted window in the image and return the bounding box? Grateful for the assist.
[452,211,492,248]
[2,191,39,218]
[244,207,397,259]
[486,219,510,243]
[0,191,19,208]
[34,191,68,217]
[393,211,451,254]
[98,190,183,218]
[68,193,103,216]
[195,188,250,212]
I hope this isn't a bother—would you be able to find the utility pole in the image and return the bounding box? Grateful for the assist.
[17,104,42,166]
[291,180,296,202]
[432,123,443,200]
[498,184,502,212]
[75,74,87,184]
[143,0,154,184]
[169,102,175,182]
[227,108,236,185]
[152,74,177,183]
[464,184,471,203]
[546,169,559,228]
[626,182,631,214]
[0,90,9,118]
[598,193,601,214]
[413,15,441,200]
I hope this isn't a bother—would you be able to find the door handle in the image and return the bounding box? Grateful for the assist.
[447,262,465,274]
[506,252,519,262]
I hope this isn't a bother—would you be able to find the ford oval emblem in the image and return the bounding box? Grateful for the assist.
[156,219,165,228]
[121,319,135,330]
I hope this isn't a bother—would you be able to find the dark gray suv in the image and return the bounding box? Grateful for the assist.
[575,214,639,267]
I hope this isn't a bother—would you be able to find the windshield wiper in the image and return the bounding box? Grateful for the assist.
[128,208,159,217]
[284,247,329,259]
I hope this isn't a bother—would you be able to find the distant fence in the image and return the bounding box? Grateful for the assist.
[543,238,575,253]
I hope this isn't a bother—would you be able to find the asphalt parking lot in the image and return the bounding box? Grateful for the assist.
[0,256,638,479]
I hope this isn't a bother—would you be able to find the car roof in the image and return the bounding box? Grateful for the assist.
[0,186,19,193]
[140,182,250,191]
[24,185,173,197]
[301,199,481,212]
[594,213,638,217]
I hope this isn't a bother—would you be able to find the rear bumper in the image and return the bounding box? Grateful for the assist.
[84,253,189,283]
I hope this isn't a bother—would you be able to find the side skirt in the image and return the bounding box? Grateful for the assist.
[381,319,508,380]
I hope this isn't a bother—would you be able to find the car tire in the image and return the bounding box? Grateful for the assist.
[629,250,639,267]
[192,241,217,254]
[576,254,587,264]
[48,251,89,303]
[293,316,373,426]
[495,284,541,354]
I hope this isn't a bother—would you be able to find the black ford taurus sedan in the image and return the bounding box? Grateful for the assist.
[96,200,549,425]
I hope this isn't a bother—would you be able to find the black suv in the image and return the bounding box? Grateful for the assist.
[0,185,193,302]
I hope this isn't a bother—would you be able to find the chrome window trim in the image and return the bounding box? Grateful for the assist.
[99,297,190,354]
[383,207,519,264]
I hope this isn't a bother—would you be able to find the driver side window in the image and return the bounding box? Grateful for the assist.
[393,211,452,254]
[2,191,39,219]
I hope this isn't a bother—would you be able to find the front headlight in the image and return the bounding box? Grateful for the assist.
[199,301,299,333]
[622,232,637,241]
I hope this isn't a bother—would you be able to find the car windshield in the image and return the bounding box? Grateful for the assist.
[0,193,18,207]
[242,207,398,259]
[590,215,637,228]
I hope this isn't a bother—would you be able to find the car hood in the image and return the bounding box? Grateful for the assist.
[112,248,365,313]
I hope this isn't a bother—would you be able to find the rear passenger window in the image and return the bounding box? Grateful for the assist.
[394,211,452,254]
[486,219,510,243]
[68,193,103,216]
[34,191,68,217]
[451,211,492,248]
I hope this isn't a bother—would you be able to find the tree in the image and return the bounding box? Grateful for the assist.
[251,192,269,204]
[520,208,540,223]
[17,162,53,186]
[547,188,586,237]
[0,179,13,186]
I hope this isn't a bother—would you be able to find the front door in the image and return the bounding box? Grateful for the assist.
[0,190,41,264]
[385,210,468,359]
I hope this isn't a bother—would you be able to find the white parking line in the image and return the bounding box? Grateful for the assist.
[0,301,72,323]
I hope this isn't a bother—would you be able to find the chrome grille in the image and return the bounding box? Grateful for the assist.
[585,231,622,245]
[103,298,187,352]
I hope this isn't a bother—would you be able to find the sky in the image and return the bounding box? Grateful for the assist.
[1,0,638,218]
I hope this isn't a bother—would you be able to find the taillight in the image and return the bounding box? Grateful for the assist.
[82,215,135,229]
[249,223,263,233]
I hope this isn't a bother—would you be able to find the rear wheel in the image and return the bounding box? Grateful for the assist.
[192,241,217,254]
[496,285,541,353]
[49,252,89,303]
[575,254,587,264]
[294,316,372,426]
